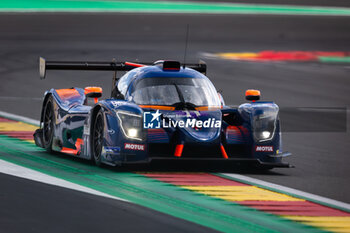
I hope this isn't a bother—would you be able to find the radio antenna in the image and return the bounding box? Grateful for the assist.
[183,24,189,69]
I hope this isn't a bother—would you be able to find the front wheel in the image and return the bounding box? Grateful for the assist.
[91,111,104,166]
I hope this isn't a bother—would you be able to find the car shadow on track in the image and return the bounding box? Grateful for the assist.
[48,151,288,175]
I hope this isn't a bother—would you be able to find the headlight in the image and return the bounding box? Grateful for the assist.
[261,131,271,139]
[127,128,138,137]
[116,111,144,141]
[252,107,278,142]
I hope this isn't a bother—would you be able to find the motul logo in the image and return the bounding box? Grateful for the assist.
[124,143,145,151]
[255,146,273,152]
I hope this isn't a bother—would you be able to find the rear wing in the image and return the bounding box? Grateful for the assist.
[39,57,207,79]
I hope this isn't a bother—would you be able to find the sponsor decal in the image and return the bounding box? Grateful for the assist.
[107,129,115,134]
[162,118,221,128]
[110,101,129,108]
[124,143,145,151]
[143,110,221,129]
[104,146,121,154]
[255,146,274,152]
[143,110,161,129]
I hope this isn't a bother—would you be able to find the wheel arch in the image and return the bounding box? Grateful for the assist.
[89,104,105,166]
[40,93,53,125]
[90,105,103,136]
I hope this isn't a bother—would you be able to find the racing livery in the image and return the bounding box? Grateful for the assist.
[34,58,291,168]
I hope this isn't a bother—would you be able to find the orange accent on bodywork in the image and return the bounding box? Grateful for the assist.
[220,144,229,159]
[226,125,241,134]
[125,62,146,67]
[61,138,84,155]
[55,89,80,99]
[61,147,78,155]
[174,144,184,157]
[139,105,175,110]
[139,105,222,111]
[195,106,222,111]
[245,89,260,97]
[75,138,84,152]
[84,86,102,95]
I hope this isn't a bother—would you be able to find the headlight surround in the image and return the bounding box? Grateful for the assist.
[252,106,278,142]
[116,111,144,141]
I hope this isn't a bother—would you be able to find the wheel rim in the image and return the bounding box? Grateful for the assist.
[93,114,103,161]
[43,101,53,146]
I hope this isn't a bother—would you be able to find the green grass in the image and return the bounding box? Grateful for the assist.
[1,0,350,16]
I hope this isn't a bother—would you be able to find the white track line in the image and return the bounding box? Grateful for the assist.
[0,110,128,202]
[221,173,350,212]
[0,110,40,126]
[0,159,128,202]
[0,96,42,101]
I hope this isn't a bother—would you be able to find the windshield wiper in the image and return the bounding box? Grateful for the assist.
[172,83,197,110]
[173,83,185,104]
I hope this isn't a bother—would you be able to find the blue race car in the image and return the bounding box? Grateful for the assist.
[34,58,291,168]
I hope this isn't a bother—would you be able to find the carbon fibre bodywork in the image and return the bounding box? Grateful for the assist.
[34,63,291,168]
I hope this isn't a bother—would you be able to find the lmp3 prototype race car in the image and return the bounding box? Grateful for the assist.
[34,58,291,169]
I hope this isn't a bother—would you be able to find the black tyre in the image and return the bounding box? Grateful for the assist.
[91,111,104,166]
[42,96,55,152]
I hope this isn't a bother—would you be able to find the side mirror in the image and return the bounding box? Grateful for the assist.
[85,86,103,104]
[245,89,260,101]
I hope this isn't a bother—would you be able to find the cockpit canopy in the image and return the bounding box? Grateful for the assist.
[130,77,221,107]
[116,65,221,109]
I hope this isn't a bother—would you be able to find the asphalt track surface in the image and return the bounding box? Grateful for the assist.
[0,11,350,232]
[0,172,215,233]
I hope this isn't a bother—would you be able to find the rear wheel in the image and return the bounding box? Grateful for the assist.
[42,96,54,152]
[91,111,104,166]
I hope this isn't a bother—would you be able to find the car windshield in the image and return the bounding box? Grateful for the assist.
[130,77,221,107]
